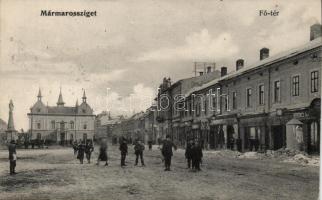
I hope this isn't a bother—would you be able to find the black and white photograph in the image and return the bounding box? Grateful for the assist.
[0,0,321,199]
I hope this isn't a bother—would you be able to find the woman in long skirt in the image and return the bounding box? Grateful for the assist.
[97,138,108,166]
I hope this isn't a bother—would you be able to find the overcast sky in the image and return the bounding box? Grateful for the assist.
[0,0,321,130]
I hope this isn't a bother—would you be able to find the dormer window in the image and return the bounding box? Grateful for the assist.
[82,109,86,113]
[37,108,41,112]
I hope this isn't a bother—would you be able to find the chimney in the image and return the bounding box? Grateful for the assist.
[221,67,227,77]
[260,48,269,60]
[236,59,244,71]
[310,23,322,41]
[207,66,212,73]
[199,72,204,76]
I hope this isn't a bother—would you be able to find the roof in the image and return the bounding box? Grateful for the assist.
[184,37,322,97]
[47,106,77,114]
[219,37,322,81]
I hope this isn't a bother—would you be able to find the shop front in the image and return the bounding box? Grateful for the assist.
[239,114,268,152]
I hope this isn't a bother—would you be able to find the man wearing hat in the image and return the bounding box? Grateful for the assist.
[119,137,128,167]
[8,140,17,175]
[161,135,177,171]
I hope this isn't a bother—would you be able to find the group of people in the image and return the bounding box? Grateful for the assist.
[185,139,203,171]
[72,135,203,172]
[73,140,94,164]
[7,135,204,175]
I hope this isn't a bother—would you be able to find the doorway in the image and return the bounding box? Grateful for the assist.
[272,125,286,150]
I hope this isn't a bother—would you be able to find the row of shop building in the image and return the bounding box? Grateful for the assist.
[154,24,321,154]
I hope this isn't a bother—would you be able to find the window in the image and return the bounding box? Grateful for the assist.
[204,98,208,115]
[51,121,55,129]
[274,80,281,103]
[37,122,41,129]
[83,124,87,130]
[311,71,319,93]
[70,121,74,129]
[292,75,300,96]
[224,96,228,111]
[259,85,264,105]
[232,92,237,109]
[246,88,252,107]
[212,94,217,111]
[196,102,201,116]
[37,108,41,112]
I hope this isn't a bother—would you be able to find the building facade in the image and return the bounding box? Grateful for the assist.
[27,89,95,144]
[154,23,321,154]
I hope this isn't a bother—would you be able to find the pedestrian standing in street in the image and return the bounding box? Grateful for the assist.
[161,135,177,171]
[119,138,128,167]
[191,140,203,172]
[185,139,193,169]
[8,140,17,175]
[97,138,108,166]
[148,140,153,150]
[85,140,94,164]
[77,141,86,164]
[73,140,78,156]
[134,140,145,166]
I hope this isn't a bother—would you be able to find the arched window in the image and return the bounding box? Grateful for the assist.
[37,122,41,129]
[83,133,87,141]
[51,121,55,129]
[70,121,74,129]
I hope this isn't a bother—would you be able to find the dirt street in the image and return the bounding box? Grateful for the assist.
[0,146,319,200]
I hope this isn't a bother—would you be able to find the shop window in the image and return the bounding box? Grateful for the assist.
[311,71,319,93]
[310,122,318,147]
[292,75,300,96]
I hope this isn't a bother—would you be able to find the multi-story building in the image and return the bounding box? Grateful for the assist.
[156,66,221,146]
[27,89,95,144]
[153,23,321,154]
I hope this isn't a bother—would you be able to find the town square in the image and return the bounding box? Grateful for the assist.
[0,0,321,199]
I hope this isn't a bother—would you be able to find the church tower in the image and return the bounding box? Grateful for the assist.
[57,87,65,107]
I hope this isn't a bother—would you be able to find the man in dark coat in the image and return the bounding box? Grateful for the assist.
[134,140,145,166]
[161,135,177,171]
[185,139,193,169]
[85,140,94,164]
[72,140,78,156]
[119,138,128,167]
[8,140,17,175]
[191,140,203,172]
[77,141,86,164]
[97,138,108,166]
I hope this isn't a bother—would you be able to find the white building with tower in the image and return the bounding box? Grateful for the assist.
[27,88,95,144]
